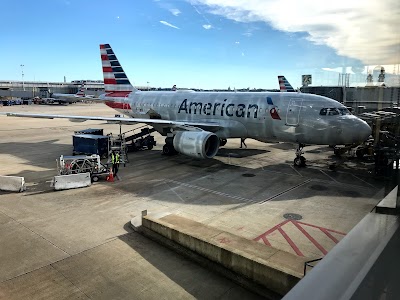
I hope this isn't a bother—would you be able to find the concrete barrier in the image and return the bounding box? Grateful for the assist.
[0,176,26,192]
[141,214,306,296]
[52,173,91,190]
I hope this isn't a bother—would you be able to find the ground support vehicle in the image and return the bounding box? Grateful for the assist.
[57,154,110,182]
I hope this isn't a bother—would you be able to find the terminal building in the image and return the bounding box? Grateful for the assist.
[301,85,400,113]
[0,80,148,99]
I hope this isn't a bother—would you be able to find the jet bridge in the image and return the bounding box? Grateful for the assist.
[283,179,400,300]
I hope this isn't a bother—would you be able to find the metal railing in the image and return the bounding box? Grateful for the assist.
[303,258,323,276]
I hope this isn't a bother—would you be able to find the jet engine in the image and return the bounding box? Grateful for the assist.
[173,131,220,159]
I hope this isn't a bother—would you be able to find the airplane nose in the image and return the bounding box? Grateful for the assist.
[338,117,372,144]
[358,119,372,142]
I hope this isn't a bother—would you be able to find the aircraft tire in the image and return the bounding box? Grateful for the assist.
[294,156,306,167]
[162,144,171,155]
[162,144,177,156]
[220,139,227,147]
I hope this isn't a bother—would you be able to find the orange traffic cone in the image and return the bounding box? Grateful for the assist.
[107,168,114,182]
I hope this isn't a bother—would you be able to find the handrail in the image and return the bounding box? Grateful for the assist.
[303,258,323,276]
[122,124,149,135]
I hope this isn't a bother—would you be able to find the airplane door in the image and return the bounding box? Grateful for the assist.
[286,98,303,126]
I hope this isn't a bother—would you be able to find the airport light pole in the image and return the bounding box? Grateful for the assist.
[20,64,25,91]
[147,81,149,91]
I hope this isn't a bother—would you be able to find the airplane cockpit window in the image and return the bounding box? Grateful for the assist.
[319,108,341,116]
[320,107,351,116]
[338,108,351,115]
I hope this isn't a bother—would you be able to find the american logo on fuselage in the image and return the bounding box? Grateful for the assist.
[267,97,281,120]
[178,99,259,118]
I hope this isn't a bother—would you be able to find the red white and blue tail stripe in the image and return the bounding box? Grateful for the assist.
[278,76,295,92]
[76,83,85,97]
[100,44,135,97]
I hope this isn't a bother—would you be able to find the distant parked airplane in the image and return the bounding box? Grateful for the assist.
[51,83,95,103]
[2,44,371,167]
[278,76,296,92]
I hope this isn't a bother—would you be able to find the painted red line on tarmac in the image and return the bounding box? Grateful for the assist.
[292,221,328,255]
[320,228,339,243]
[261,236,271,247]
[253,219,290,241]
[296,221,346,235]
[278,227,304,257]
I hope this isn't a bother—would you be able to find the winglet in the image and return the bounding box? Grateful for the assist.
[278,76,295,92]
[100,44,136,97]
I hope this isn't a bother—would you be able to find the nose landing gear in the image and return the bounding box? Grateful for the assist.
[294,143,306,167]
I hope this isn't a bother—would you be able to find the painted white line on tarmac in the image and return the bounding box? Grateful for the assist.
[165,179,255,203]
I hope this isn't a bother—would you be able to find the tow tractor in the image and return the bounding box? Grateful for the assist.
[333,137,375,159]
[57,154,110,182]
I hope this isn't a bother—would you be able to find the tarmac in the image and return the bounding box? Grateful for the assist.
[0,103,386,299]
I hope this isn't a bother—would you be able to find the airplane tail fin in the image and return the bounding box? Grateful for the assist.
[100,44,136,97]
[75,83,86,97]
[278,76,295,92]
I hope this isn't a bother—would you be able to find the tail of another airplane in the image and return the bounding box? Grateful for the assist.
[75,83,86,97]
[278,76,295,92]
[100,44,135,97]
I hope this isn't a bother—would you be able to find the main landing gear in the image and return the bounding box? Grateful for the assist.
[294,143,306,167]
[162,137,178,156]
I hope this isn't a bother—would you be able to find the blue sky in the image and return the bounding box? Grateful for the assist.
[2,0,399,89]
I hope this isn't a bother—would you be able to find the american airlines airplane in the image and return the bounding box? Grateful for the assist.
[50,83,95,103]
[1,44,371,167]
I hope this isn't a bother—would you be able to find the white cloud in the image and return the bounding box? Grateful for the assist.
[190,0,400,65]
[169,8,181,16]
[241,52,245,56]
[203,24,212,29]
[160,20,180,29]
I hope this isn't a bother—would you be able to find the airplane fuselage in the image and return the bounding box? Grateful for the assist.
[100,91,371,146]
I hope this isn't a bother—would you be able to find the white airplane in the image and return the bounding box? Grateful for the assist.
[1,44,371,167]
[278,76,296,92]
[51,83,95,103]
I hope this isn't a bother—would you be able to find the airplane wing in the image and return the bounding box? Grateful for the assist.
[0,112,222,132]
